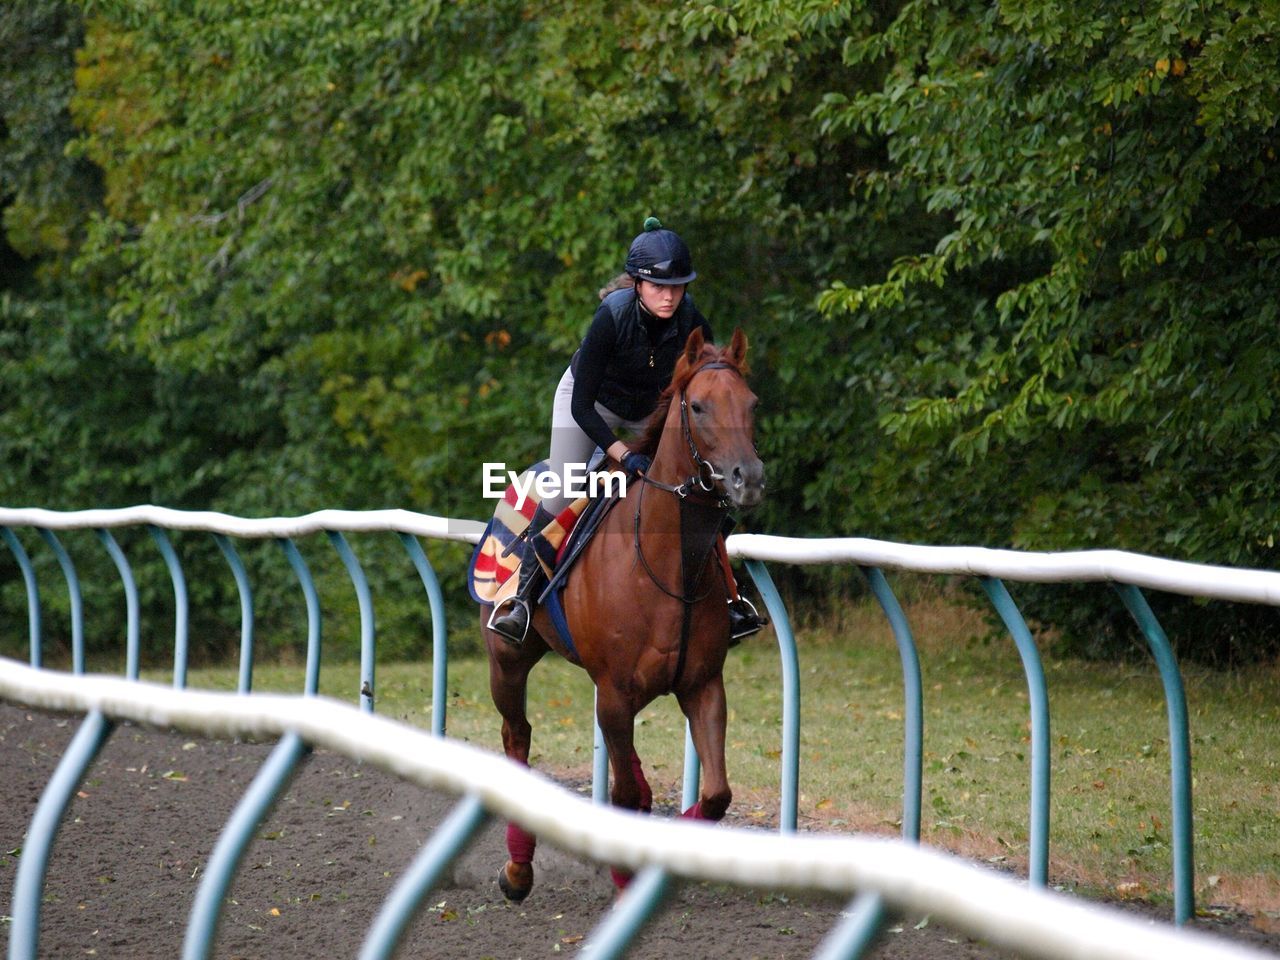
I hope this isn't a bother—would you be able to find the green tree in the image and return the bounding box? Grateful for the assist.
[5,0,1280,664]
[813,0,1280,658]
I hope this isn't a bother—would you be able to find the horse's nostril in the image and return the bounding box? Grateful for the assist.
[732,466,745,488]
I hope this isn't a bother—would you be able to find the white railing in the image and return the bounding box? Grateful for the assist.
[729,533,1280,603]
[5,505,1280,950]
[0,658,1269,960]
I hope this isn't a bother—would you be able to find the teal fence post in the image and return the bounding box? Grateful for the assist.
[582,866,671,960]
[278,538,322,696]
[398,533,448,736]
[148,526,190,689]
[8,710,115,960]
[1115,584,1195,925]
[183,733,310,960]
[860,566,923,843]
[743,558,799,834]
[359,794,488,960]
[681,722,701,812]
[213,534,255,694]
[96,529,140,680]
[328,531,375,712]
[980,576,1050,887]
[811,892,886,960]
[2,528,41,668]
[38,529,84,674]
[593,692,609,805]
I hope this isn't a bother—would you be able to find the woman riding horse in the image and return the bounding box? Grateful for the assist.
[488,217,767,644]
[481,322,764,901]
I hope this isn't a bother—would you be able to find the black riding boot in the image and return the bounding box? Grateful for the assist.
[489,510,553,645]
[727,596,767,643]
[719,514,768,644]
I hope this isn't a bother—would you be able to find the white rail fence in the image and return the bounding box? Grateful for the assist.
[3,505,1280,958]
[0,660,1270,960]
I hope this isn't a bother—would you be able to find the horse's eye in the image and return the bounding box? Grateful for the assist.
[690,401,704,415]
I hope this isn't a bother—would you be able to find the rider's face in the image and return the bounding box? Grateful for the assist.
[636,280,686,319]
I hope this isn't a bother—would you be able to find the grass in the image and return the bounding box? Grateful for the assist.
[158,594,1280,921]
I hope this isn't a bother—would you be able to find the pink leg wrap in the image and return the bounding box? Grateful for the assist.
[680,800,705,820]
[504,757,537,864]
[506,821,537,865]
[609,866,632,890]
[629,750,653,813]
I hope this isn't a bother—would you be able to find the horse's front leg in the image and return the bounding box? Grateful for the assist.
[676,673,731,821]
[484,617,546,901]
[595,686,651,889]
[595,687,647,811]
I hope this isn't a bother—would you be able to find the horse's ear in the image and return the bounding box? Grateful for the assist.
[683,327,705,366]
[727,328,749,370]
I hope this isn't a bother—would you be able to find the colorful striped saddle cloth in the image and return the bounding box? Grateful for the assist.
[468,460,620,606]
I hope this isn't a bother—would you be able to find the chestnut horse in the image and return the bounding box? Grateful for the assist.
[480,327,764,900]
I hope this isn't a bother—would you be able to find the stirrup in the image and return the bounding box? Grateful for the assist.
[728,596,767,642]
[489,597,531,645]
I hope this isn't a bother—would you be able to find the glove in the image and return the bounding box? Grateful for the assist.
[621,451,652,476]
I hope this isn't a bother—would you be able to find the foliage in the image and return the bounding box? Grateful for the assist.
[2,0,1279,663]
[804,0,1280,657]
[814,1,1280,549]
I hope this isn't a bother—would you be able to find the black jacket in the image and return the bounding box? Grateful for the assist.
[569,288,713,451]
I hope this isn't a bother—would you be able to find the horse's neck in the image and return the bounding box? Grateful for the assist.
[647,408,692,491]
[636,412,725,578]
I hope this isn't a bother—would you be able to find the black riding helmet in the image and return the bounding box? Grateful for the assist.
[624,217,697,285]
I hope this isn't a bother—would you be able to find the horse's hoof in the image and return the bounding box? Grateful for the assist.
[498,862,533,902]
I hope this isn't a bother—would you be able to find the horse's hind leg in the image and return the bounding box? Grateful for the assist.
[484,618,547,901]
[677,675,732,821]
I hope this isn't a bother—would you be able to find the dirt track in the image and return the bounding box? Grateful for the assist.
[2,702,1276,959]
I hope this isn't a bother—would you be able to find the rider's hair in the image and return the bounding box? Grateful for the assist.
[598,272,635,301]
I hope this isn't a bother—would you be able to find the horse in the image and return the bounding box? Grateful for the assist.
[478,326,764,901]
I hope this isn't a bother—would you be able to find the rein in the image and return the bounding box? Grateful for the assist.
[631,359,743,692]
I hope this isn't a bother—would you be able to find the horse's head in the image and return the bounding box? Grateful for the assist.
[639,327,765,510]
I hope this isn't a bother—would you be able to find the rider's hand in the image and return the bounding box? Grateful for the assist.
[622,451,652,476]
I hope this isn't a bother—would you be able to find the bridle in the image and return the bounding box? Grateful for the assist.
[633,361,739,508]
[630,360,751,691]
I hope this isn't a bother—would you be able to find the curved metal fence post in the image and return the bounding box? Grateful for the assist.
[743,558,799,834]
[681,721,701,812]
[39,529,85,674]
[980,576,1050,888]
[581,865,671,960]
[148,525,190,689]
[8,710,115,960]
[398,533,448,736]
[327,531,376,712]
[2,528,42,668]
[213,534,255,694]
[95,529,140,680]
[860,566,923,843]
[183,732,310,960]
[277,538,322,697]
[1114,583,1195,925]
[593,690,609,805]
[359,793,488,960]
[811,891,887,960]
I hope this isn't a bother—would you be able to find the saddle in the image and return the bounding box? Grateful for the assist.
[468,460,623,609]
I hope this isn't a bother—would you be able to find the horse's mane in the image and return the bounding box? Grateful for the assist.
[632,339,748,458]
